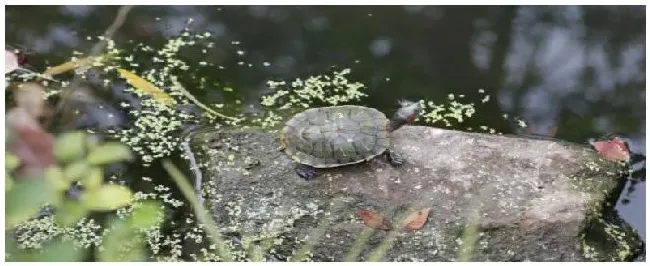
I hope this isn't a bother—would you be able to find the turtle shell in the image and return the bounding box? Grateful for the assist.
[280,105,390,168]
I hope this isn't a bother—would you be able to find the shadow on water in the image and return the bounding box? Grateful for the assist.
[5,5,646,257]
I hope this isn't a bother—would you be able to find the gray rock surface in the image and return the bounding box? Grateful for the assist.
[188,126,643,261]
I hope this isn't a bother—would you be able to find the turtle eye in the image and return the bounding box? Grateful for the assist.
[407,114,416,121]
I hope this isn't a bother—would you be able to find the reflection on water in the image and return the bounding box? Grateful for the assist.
[5,5,645,239]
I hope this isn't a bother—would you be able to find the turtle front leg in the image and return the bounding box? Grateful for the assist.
[384,149,404,167]
[295,164,318,180]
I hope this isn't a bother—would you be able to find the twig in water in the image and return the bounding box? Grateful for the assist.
[49,5,134,130]
[175,85,241,122]
[90,5,134,55]
[180,137,204,205]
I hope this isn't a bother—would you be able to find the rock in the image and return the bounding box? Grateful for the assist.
[187,126,643,262]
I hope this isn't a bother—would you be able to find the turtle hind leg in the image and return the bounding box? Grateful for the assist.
[384,149,404,167]
[295,164,318,180]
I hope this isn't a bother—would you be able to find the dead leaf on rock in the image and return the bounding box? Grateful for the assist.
[357,209,391,230]
[589,137,630,163]
[519,218,539,230]
[402,207,431,232]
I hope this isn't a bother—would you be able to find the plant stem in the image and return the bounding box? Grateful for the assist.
[162,160,233,261]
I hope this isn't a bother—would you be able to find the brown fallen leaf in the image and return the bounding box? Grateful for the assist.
[357,209,391,230]
[117,68,175,105]
[589,137,630,163]
[402,207,431,232]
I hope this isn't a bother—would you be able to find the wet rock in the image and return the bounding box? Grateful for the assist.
[188,126,643,261]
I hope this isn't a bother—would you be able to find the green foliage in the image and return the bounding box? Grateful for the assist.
[5,131,161,262]
[6,174,14,191]
[6,178,56,230]
[457,209,480,261]
[53,131,86,163]
[98,218,148,262]
[80,184,133,211]
[86,143,134,165]
[81,167,103,190]
[162,159,234,261]
[129,201,164,230]
[45,166,69,191]
[63,161,90,182]
[97,201,164,261]
[55,200,89,227]
[5,153,19,192]
[6,152,20,171]
[6,238,84,262]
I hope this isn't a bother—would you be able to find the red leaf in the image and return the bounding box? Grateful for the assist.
[357,209,391,230]
[6,108,55,175]
[590,137,630,162]
[402,208,431,232]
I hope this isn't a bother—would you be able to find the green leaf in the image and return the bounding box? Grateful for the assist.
[6,178,54,230]
[9,239,83,262]
[86,134,99,150]
[87,143,133,165]
[63,161,89,182]
[6,152,20,171]
[6,174,13,191]
[5,236,18,259]
[80,184,133,211]
[54,131,87,163]
[98,218,145,262]
[45,166,70,192]
[6,125,14,145]
[55,200,89,227]
[130,201,164,229]
[81,167,103,191]
[100,239,146,262]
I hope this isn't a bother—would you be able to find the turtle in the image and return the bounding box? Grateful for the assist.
[279,100,421,180]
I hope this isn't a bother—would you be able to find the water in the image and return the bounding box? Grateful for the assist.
[5,4,645,243]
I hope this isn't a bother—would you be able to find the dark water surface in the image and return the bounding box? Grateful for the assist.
[5,5,646,242]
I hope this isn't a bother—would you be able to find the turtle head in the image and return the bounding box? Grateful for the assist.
[388,99,421,132]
